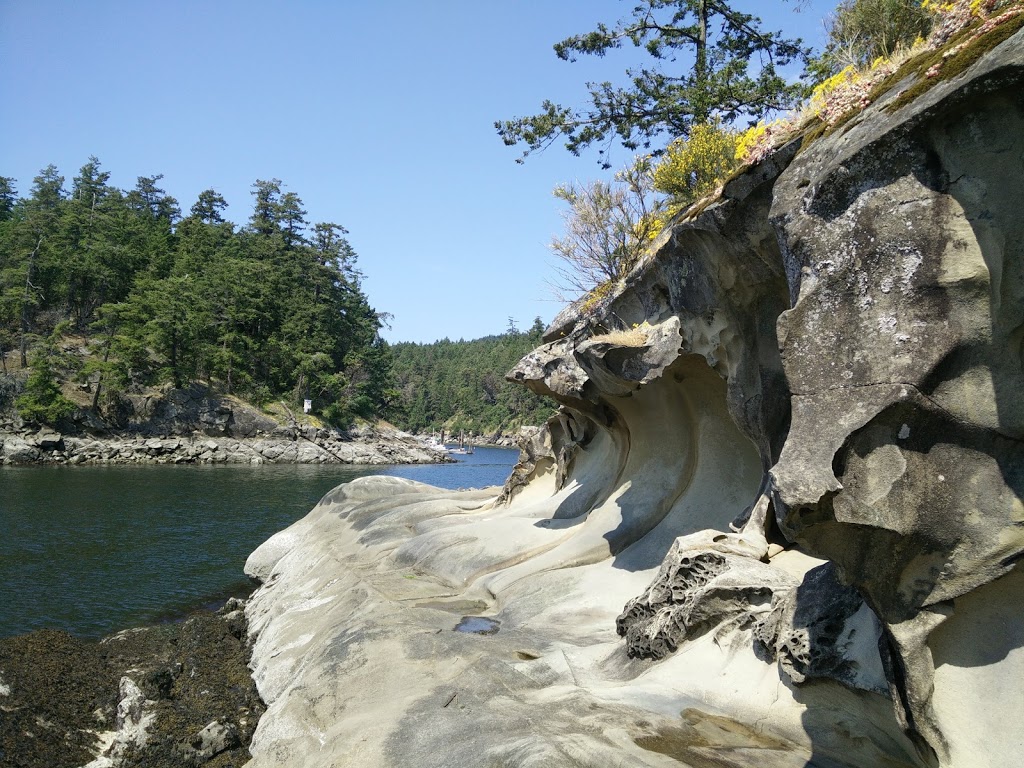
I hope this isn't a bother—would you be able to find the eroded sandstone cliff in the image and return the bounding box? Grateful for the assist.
[240,27,1023,768]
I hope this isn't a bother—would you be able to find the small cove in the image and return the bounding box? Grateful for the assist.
[0,446,518,639]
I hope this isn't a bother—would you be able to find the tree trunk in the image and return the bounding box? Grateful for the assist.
[91,332,113,412]
[20,236,42,369]
[223,336,233,394]
[171,328,181,389]
[696,0,708,123]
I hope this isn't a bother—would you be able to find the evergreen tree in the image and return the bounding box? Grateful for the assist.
[277,191,307,247]
[496,0,809,166]
[28,165,65,211]
[128,174,181,223]
[249,178,282,236]
[71,156,111,206]
[0,177,16,222]
[2,167,65,366]
[190,189,229,224]
[15,328,77,426]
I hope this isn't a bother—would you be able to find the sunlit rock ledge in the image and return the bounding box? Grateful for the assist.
[242,29,1024,768]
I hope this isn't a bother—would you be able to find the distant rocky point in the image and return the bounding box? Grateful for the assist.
[0,384,448,465]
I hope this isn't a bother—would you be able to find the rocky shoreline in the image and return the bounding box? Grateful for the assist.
[0,423,448,466]
[0,599,263,768]
[0,384,450,466]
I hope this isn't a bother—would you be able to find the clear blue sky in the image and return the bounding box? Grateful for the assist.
[1,0,834,343]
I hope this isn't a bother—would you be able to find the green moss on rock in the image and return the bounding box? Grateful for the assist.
[884,13,1024,113]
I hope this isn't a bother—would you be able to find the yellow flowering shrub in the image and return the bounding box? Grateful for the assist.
[652,122,739,207]
[734,123,769,163]
[634,211,664,244]
[734,120,791,165]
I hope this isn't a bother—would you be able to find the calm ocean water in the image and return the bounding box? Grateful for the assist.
[0,446,518,639]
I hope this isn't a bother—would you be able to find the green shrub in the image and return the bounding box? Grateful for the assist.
[15,357,76,426]
[321,399,356,429]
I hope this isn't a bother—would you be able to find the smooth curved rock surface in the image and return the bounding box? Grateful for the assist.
[244,29,1024,768]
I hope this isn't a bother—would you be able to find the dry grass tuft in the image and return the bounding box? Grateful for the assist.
[591,326,649,347]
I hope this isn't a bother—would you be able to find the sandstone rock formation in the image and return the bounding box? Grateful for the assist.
[242,28,1024,768]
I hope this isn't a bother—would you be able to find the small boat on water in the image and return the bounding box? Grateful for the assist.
[449,431,475,455]
[425,429,450,453]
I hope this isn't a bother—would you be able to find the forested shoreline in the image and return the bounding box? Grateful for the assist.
[389,319,555,436]
[0,159,553,438]
[0,158,393,428]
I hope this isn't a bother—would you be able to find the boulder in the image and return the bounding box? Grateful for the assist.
[1,436,39,463]
[176,719,240,764]
[34,429,64,451]
[226,406,278,439]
